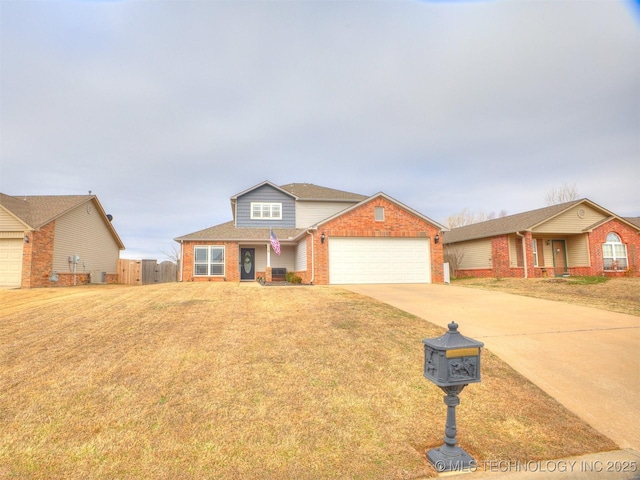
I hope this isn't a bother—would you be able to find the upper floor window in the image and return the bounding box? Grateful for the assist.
[603,232,627,271]
[251,202,282,220]
[374,206,385,222]
[194,246,225,276]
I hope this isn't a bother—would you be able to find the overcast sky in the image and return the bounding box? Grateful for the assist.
[1,0,638,260]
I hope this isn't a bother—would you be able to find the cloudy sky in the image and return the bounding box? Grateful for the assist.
[1,0,638,260]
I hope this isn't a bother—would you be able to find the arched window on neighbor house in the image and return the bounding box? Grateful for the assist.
[603,233,628,271]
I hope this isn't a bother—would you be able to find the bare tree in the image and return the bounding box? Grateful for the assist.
[161,244,181,263]
[445,207,505,228]
[444,245,465,279]
[545,182,579,205]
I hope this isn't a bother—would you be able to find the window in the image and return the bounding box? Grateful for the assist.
[194,246,225,276]
[374,206,385,222]
[531,239,546,267]
[603,233,627,270]
[250,202,282,220]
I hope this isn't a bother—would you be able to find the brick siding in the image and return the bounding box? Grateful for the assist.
[454,218,640,279]
[313,197,444,284]
[181,241,240,282]
[22,222,55,288]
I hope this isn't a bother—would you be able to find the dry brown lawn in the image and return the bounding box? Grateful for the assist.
[453,276,640,317]
[0,283,616,479]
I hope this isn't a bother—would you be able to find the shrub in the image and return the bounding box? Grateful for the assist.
[285,272,302,284]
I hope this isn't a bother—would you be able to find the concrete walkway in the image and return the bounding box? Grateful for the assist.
[344,284,640,477]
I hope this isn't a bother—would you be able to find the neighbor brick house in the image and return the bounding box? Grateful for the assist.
[444,199,640,279]
[174,181,447,284]
[0,193,125,288]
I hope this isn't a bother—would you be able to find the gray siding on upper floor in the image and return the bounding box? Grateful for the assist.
[236,184,296,228]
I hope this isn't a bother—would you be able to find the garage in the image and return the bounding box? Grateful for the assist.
[328,237,431,284]
[0,238,23,288]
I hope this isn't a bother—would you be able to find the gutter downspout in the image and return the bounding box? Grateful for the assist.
[516,231,527,278]
[307,228,316,285]
[179,240,184,282]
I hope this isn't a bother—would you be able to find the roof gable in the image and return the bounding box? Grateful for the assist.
[0,193,95,228]
[231,181,367,202]
[0,193,125,249]
[315,192,448,231]
[231,181,296,200]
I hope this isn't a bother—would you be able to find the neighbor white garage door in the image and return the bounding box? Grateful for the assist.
[329,237,431,284]
[0,238,23,288]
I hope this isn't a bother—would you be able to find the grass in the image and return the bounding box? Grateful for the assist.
[452,276,640,316]
[565,275,608,285]
[0,283,616,479]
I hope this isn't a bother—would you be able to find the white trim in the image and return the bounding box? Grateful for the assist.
[250,202,283,220]
[194,245,225,276]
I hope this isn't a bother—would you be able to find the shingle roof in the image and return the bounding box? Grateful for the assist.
[624,217,640,228]
[174,221,305,242]
[0,193,94,228]
[279,183,368,201]
[443,199,585,243]
[0,193,125,249]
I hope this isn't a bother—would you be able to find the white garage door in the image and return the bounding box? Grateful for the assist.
[329,237,431,284]
[0,238,23,288]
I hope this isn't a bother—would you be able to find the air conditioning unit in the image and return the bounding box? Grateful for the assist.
[90,271,107,284]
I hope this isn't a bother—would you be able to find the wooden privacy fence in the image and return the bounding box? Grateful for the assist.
[118,259,178,285]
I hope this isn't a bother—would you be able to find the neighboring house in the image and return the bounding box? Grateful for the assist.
[444,198,640,279]
[0,193,125,288]
[174,181,447,284]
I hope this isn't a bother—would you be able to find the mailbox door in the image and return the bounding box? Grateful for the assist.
[446,348,480,384]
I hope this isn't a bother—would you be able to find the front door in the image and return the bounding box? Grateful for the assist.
[552,240,568,276]
[240,248,255,280]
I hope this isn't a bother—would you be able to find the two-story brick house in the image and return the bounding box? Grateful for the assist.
[174,181,447,284]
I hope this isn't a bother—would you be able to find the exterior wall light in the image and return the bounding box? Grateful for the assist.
[24,234,29,243]
[321,232,326,244]
[434,234,440,244]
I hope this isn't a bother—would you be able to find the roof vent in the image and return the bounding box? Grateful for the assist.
[107,214,113,222]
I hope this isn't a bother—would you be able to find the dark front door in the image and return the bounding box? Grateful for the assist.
[552,240,568,276]
[240,248,255,280]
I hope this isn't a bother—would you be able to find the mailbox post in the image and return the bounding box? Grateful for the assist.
[423,322,484,472]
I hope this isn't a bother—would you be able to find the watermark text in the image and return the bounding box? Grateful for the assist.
[434,459,637,474]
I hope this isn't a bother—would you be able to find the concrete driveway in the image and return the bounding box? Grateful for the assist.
[343,284,640,452]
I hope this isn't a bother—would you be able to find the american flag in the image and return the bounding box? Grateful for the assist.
[270,230,281,255]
